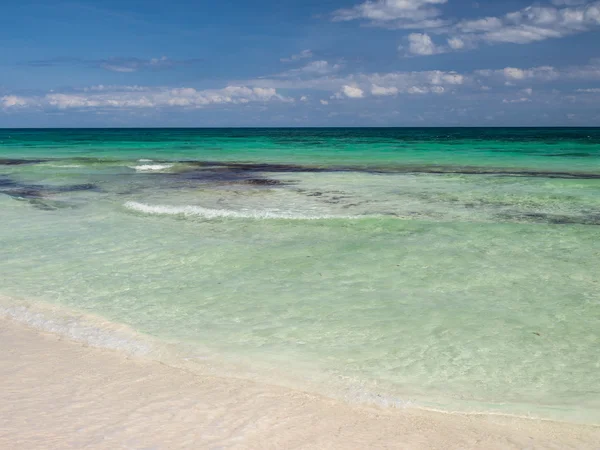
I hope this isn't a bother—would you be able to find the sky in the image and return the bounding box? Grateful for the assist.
[1,0,600,127]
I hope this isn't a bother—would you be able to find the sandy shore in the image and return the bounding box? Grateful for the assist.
[1,318,599,449]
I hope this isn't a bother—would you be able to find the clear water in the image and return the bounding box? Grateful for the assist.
[1,128,599,423]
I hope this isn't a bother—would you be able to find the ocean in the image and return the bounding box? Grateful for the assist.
[1,128,599,423]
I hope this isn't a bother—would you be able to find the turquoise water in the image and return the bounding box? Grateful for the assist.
[1,128,599,423]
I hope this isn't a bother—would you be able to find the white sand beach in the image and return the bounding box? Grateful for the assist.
[1,317,599,450]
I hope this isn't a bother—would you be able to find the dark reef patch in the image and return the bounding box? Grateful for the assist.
[498,212,600,226]
[0,177,18,188]
[0,175,99,210]
[171,160,600,180]
[0,158,48,166]
[241,178,285,186]
[544,152,593,158]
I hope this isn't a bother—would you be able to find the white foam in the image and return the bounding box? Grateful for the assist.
[131,164,173,172]
[138,159,153,162]
[124,201,362,220]
[0,301,151,357]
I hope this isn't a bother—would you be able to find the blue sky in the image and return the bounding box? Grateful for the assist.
[1,0,600,126]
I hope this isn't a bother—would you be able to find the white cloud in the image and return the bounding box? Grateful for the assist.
[340,85,365,98]
[407,85,446,94]
[332,0,448,29]
[552,0,587,4]
[477,66,560,82]
[101,64,136,73]
[82,85,151,92]
[320,99,329,105]
[274,60,342,78]
[99,56,178,72]
[11,59,600,114]
[1,95,32,108]
[457,1,600,47]
[407,86,429,94]
[427,71,464,85]
[1,86,291,110]
[247,66,467,98]
[458,17,504,32]
[504,67,528,80]
[406,33,442,55]
[371,85,399,96]
[300,60,342,75]
[447,37,465,49]
[482,25,563,44]
[331,0,600,55]
[503,97,532,103]
[280,50,313,63]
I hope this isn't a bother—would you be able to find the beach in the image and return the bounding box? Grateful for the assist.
[2,317,600,449]
[1,128,600,446]
[4,0,600,442]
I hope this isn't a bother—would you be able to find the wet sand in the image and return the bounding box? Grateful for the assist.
[1,318,599,449]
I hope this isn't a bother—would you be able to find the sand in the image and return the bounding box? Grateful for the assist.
[1,318,599,449]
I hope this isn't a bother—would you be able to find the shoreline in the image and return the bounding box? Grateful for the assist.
[2,317,599,449]
[3,294,598,425]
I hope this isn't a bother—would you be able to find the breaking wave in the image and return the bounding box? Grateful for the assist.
[124,201,363,220]
[0,298,152,357]
[131,164,173,172]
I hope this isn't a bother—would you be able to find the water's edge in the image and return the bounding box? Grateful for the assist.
[2,293,597,427]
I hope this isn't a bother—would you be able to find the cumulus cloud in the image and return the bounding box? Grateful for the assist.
[274,60,342,78]
[331,0,600,55]
[340,85,365,98]
[403,34,475,56]
[447,37,465,49]
[452,1,600,49]
[1,85,290,110]
[476,66,561,82]
[502,97,532,103]
[407,85,445,94]
[1,95,33,108]
[427,71,464,85]
[371,85,399,96]
[247,67,466,97]
[332,0,449,29]
[475,60,600,86]
[7,59,600,114]
[280,50,313,63]
[406,33,443,55]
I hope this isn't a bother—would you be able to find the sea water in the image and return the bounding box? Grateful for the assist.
[1,128,599,423]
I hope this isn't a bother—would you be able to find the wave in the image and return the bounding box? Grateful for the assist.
[131,164,173,172]
[124,201,363,220]
[0,297,151,357]
[2,294,593,424]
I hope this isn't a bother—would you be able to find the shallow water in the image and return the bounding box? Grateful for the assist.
[1,128,599,423]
